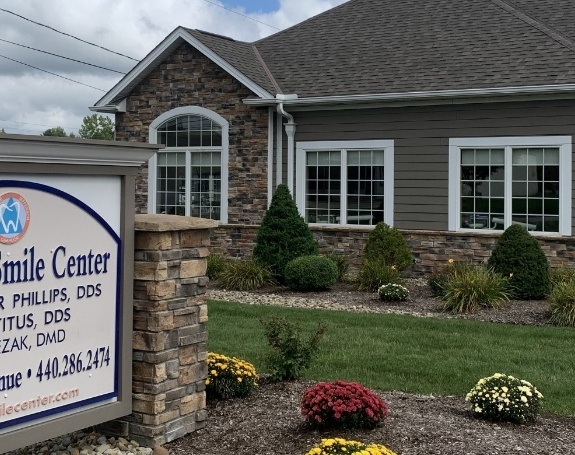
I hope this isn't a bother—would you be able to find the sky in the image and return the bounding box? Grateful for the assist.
[0,0,348,136]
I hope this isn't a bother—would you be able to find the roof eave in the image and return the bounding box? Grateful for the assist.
[242,84,575,107]
[92,26,275,110]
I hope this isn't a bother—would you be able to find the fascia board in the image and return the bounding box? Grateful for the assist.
[92,27,274,110]
[243,83,575,108]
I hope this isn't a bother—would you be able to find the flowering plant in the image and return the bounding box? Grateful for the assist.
[305,438,397,455]
[466,373,543,422]
[301,381,389,429]
[378,283,409,301]
[205,352,258,399]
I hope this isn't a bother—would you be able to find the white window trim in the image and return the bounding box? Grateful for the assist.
[448,136,572,235]
[148,106,229,223]
[296,140,394,227]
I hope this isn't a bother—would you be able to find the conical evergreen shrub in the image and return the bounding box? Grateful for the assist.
[487,224,550,300]
[253,184,318,281]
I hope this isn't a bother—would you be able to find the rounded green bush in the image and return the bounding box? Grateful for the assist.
[253,184,318,282]
[363,222,412,272]
[487,225,550,300]
[284,255,338,291]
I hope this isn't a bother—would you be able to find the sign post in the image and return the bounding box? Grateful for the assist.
[0,135,158,452]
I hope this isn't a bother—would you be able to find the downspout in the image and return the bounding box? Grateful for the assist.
[276,94,298,195]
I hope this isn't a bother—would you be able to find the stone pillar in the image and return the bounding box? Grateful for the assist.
[103,214,217,448]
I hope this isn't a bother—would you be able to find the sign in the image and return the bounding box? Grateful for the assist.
[0,180,120,431]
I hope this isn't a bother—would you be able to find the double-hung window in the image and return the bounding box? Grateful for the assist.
[296,140,394,226]
[148,107,229,222]
[449,136,571,235]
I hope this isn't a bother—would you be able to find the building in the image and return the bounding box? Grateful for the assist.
[92,0,575,272]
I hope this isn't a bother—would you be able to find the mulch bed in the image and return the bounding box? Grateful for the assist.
[165,280,574,455]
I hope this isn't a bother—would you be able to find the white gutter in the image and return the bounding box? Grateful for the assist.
[244,83,575,107]
[276,94,298,195]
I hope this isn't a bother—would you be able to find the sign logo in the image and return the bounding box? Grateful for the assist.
[0,192,30,244]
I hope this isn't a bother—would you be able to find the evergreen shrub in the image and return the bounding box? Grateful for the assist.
[284,255,338,291]
[363,222,412,271]
[253,184,317,282]
[487,225,550,299]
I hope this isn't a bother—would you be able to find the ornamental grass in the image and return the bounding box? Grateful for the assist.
[205,352,258,399]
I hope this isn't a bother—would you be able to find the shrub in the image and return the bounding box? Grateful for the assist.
[549,279,575,327]
[205,352,258,399]
[261,317,325,381]
[357,261,401,291]
[301,380,389,429]
[466,373,543,422]
[253,184,318,282]
[206,253,227,280]
[218,258,275,291]
[325,252,350,282]
[363,222,412,272]
[284,255,338,291]
[440,263,510,313]
[378,283,409,301]
[305,438,397,455]
[550,265,575,290]
[487,224,550,299]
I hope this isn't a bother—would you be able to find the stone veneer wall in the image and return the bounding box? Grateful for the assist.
[115,42,270,225]
[209,224,575,274]
[101,214,217,448]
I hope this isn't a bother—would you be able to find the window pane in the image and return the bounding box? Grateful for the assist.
[545,148,559,165]
[176,116,188,131]
[156,152,185,215]
[212,130,222,146]
[177,131,188,147]
[460,148,506,231]
[461,149,475,165]
[346,150,384,225]
[166,132,177,147]
[190,152,221,220]
[305,151,340,224]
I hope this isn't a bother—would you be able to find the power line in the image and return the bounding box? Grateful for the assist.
[0,7,139,61]
[0,54,107,91]
[0,38,127,74]
[0,118,80,131]
[200,0,280,30]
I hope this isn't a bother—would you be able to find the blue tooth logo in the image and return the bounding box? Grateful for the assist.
[0,193,30,244]
[0,197,23,234]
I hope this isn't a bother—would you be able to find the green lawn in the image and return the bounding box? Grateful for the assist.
[207,300,575,415]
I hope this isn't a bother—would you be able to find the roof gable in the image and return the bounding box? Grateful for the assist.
[92,27,274,110]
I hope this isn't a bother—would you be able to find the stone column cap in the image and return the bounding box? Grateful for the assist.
[135,214,218,232]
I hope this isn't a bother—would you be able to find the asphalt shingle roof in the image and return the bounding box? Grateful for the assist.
[191,0,575,98]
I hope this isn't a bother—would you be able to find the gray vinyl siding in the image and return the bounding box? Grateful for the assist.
[291,99,575,231]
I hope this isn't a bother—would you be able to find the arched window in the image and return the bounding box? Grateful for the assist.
[148,107,228,222]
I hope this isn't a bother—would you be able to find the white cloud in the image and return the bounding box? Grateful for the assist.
[0,0,348,134]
